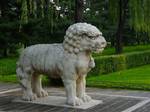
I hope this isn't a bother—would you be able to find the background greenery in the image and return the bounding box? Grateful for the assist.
[0,0,150,91]
[0,0,150,57]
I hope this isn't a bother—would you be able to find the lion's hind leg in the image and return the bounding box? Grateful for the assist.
[16,67,37,101]
[32,74,48,98]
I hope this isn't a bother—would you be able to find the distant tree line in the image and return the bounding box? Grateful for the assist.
[0,0,150,57]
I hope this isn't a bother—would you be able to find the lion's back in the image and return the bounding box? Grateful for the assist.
[17,44,64,73]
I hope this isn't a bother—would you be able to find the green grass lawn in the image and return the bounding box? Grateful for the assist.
[0,75,17,83]
[87,64,150,90]
[93,44,150,57]
[0,57,17,75]
[0,75,50,86]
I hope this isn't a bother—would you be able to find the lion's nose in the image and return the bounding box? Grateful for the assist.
[95,42,101,48]
[95,41,107,48]
[101,41,107,47]
[95,37,107,48]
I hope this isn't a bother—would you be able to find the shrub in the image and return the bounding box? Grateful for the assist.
[90,50,150,75]
[0,58,17,75]
[126,51,150,68]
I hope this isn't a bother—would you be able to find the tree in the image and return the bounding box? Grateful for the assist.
[20,0,28,24]
[0,0,21,57]
[75,0,84,22]
[109,0,150,54]
[115,0,128,54]
[0,0,8,19]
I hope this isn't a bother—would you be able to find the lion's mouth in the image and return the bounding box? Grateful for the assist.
[94,47,104,53]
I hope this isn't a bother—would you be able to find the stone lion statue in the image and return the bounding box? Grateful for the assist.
[16,23,106,106]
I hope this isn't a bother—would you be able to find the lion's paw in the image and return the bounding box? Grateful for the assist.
[22,93,37,101]
[67,97,84,106]
[36,89,48,98]
[81,94,92,102]
[75,97,84,106]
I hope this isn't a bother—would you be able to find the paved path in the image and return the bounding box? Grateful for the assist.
[0,83,150,112]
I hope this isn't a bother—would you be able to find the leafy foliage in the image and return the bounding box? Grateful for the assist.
[0,0,150,57]
[129,0,150,34]
[91,50,150,75]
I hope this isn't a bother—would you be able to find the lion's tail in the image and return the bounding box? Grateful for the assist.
[16,62,24,80]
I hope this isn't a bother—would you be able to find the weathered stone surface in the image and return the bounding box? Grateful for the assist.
[0,83,150,112]
[133,101,150,112]
[13,96,102,109]
[1,83,150,112]
[0,83,19,92]
[0,91,142,112]
[16,23,107,106]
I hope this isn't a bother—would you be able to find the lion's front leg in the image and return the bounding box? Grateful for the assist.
[62,78,83,106]
[76,75,92,102]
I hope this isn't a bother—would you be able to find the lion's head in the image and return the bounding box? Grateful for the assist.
[63,23,106,54]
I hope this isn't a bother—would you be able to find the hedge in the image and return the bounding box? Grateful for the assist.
[90,50,150,75]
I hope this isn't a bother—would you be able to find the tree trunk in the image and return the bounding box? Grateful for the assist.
[44,0,49,19]
[75,0,84,23]
[0,0,8,18]
[115,0,128,54]
[3,48,8,57]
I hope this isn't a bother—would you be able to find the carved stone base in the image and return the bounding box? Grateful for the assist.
[13,96,103,109]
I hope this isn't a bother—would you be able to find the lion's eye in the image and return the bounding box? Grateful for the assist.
[90,36,95,39]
